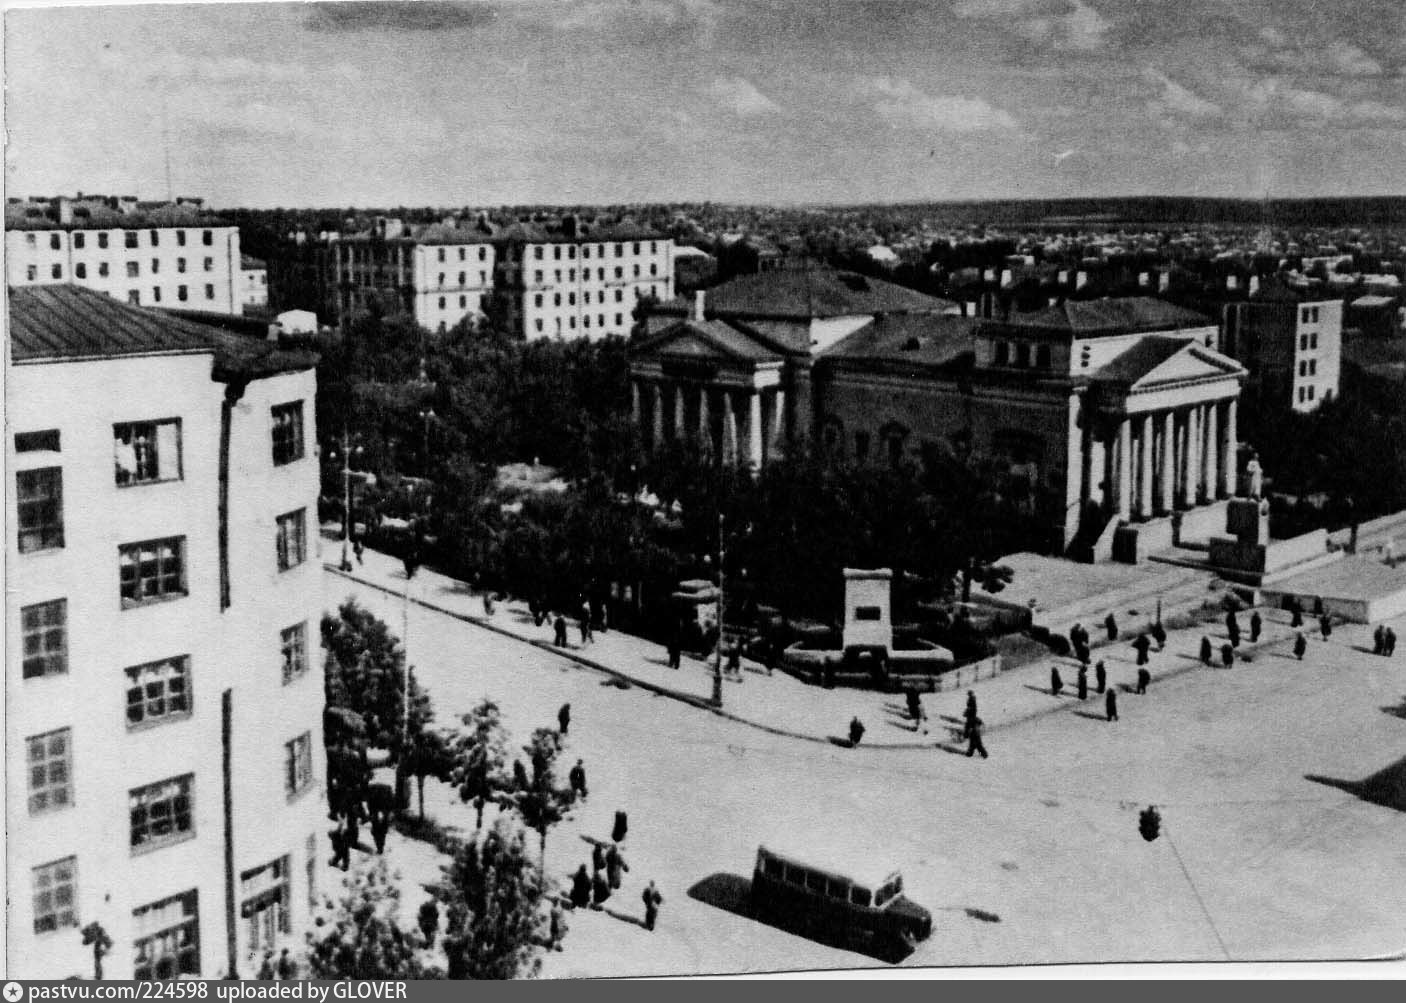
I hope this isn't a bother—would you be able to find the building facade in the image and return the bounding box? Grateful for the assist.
[6,285,325,980]
[5,196,243,315]
[1221,290,1342,413]
[239,256,269,313]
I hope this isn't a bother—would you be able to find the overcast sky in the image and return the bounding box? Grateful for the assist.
[5,0,1405,208]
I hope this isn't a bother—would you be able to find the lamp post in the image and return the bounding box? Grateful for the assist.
[331,426,363,571]
[419,408,436,475]
[712,511,725,708]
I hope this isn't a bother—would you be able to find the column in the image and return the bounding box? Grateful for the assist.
[745,391,763,469]
[1220,398,1237,497]
[672,383,685,441]
[1080,408,1095,508]
[631,380,642,429]
[791,365,814,446]
[650,383,663,448]
[722,391,738,466]
[1181,406,1200,508]
[1201,402,1218,505]
[697,386,711,455]
[1064,394,1085,544]
[1159,410,1175,515]
[1115,418,1132,520]
[1138,413,1154,519]
[770,388,787,461]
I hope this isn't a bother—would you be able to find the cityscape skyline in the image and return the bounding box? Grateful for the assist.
[6,0,1405,209]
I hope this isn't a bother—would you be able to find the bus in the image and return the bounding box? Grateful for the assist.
[750,844,932,955]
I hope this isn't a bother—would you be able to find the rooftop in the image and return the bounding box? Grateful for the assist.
[986,297,1211,337]
[654,267,955,322]
[5,196,231,231]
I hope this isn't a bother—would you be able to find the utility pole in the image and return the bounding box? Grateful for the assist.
[712,511,724,708]
[337,425,358,571]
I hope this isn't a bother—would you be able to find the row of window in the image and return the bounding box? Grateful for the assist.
[23,259,220,283]
[1301,306,1321,324]
[435,246,490,262]
[529,241,660,261]
[1298,359,1318,377]
[530,264,659,284]
[1297,384,1319,404]
[21,229,217,250]
[992,340,1054,369]
[1298,332,1320,351]
[535,288,633,309]
[532,313,628,334]
[434,294,485,312]
[434,271,489,288]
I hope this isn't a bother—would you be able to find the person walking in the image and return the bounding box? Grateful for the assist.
[276,948,297,981]
[1374,624,1385,655]
[1220,642,1235,668]
[1250,610,1263,644]
[1105,612,1119,642]
[257,952,276,981]
[353,537,365,566]
[642,881,664,931]
[1070,623,1087,653]
[1136,667,1151,695]
[1320,613,1332,641]
[553,614,569,648]
[1095,660,1107,694]
[1076,640,1091,667]
[569,759,588,799]
[1050,666,1064,698]
[330,825,350,872]
[482,593,495,617]
[592,841,607,875]
[965,716,988,759]
[1226,610,1240,648]
[1105,688,1118,722]
[849,716,866,747]
[606,843,629,890]
[612,810,629,845]
[1133,633,1151,666]
[1199,636,1213,666]
[1077,664,1088,700]
[962,691,978,738]
[1290,599,1304,629]
[570,865,591,909]
[726,641,742,679]
[371,814,388,855]
[667,632,681,670]
[591,868,611,910]
[548,901,565,951]
[558,703,571,736]
[1152,620,1167,652]
[579,606,593,645]
[1293,631,1308,661]
[1385,627,1396,657]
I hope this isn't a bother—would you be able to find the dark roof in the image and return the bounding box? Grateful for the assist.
[5,198,231,231]
[1089,336,1193,384]
[343,218,665,247]
[655,268,955,321]
[8,285,316,380]
[635,319,786,363]
[241,255,267,270]
[824,314,977,370]
[986,297,1210,337]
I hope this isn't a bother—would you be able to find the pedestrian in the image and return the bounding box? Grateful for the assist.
[371,814,388,855]
[642,881,664,931]
[965,716,988,758]
[331,825,350,872]
[1105,688,1118,722]
[570,865,591,909]
[553,614,569,648]
[1250,610,1262,644]
[726,641,741,679]
[1290,600,1304,628]
[1199,636,1213,666]
[1374,624,1385,655]
[1050,666,1064,697]
[1313,596,1324,616]
[1228,621,1241,649]
[1226,610,1240,642]
[606,843,629,890]
[558,702,571,735]
[276,948,297,981]
[962,691,978,738]
[612,810,629,845]
[549,901,565,951]
[1320,613,1332,641]
[482,593,495,616]
[591,868,610,910]
[1095,660,1107,694]
[1220,642,1234,668]
[1076,640,1091,666]
[592,841,606,875]
[1136,667,1151,695]
[579,602,594,644]
[849,716,866,747]
[353,537,364,566]
[1386,628,1397,657]
[257,952,276,981]
[1385,539,1397,568]
[569,758,588,799]
[345,804,362,853]
[1133,633,1151,666]
[906,689,922,721]
[1152,620,1167,652]
[1105,612,1119,642]
[1077,664,1088,700]
[1294,631,1308,661]
[667,633,681,670]
[1069,623,1085,651]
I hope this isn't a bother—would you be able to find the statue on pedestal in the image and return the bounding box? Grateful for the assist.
[1245,454,1263,500]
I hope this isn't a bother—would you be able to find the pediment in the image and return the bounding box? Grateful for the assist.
[1132,344,1243,387]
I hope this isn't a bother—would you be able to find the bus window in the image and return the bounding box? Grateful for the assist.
[826,878,848,900]
[875,882,896,907]
[805,872,827,893]
[785,865,808,886]
[764,858,784,879]
[850,886,872,907]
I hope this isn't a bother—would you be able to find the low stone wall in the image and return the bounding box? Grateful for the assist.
[780,642,965,692]
[926,654,1006,693]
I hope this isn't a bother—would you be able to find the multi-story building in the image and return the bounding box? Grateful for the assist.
[332,214,673,341]
[1221,285,1342,413]
[239,256,269,313]
[6,285,325,980]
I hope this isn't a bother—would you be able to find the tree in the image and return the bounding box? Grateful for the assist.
[436,819,551,979]
[322,599,410,754]
[450,699,510,830]
[404,671,454,819]
[417,901,440,948]
[306,859,443,979]
[506,727,576,871]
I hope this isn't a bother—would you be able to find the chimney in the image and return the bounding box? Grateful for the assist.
[692,290,706,322]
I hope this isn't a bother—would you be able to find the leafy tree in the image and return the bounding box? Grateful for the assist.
[450,699,511,830]
[322,599,410,755]
[306,859,443,979]
[417,901,440,948]
[404,670,454,819]
[505,727,576,870]
[436,819,551,979]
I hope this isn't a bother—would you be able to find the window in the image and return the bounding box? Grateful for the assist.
[21,599,67,679]
[582,246,591,260]
[285,733,313,796]
[151,258,160,274]
[1299,361,1307,377]
[27,728,72,814]
[1299,334,1308,351]
[438,296,446,309]
[178,285,187,301]
[1310,333,1318,349]
[202,230,212,246]
[583,292,591,304]
[129,775,194,851]
[651,242,658,253]
[25,232,36,246]
[554,293,562,307]
[459,295,466,308]
[616,289,624,302]
[205,284,214,299]
[569,317,576,329]
[99,262,109,277]
[437,248,445,263]
[534,270,543,284]
[32,857,78,934]
[126,231,139,249]
[614,267,624,279]
[306,834,318,908]
[149,229,159,246]
[26,265,37,281]
[16,429,60,452]
[458,271,465,285]
[854,606,882,621]
[177,257,186,273]
[479,247,487,261]
[152,287,162,303]
[615,244,623,258]
[1015,342,1031,367]
[651,263,658,276]
[554,247,562,261]
[535,294,544,307]
[568,292,576,306]
[132,890,200,980]
[128,290,140,305]
[51,264,63,280]
[75,263,87,279]
[114,418,183,485]
[281,622,308,684]
[177,231,186,246]
[615,313,623,326]
[276,510,306,571]
[437,272,445,286]
[119,537,187,606]
[1307,385,1316,401]
[535,319,544,333]
[125,656,192,727]
[50,233,62,250]
[458,248,466,261]
[994,341,1010,365]
[98,232,109,249]
[1309,359,1317,376]
[850,886,872,907]
[584,316,591,329]
[17,467,64,552]
[203,257,213,271]
[127,261,140,278]
[1298,386,1305,403]
[555,270,562,283]
[634,264,641,278]
[241,857,291,953]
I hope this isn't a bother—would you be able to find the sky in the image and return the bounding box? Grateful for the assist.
[5,0,1405,208]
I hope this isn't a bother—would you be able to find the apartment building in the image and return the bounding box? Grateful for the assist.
[1221,285,1342,413]
[333,214,673,341]
[5,195,243,315]
[6,285,325,980]
[240,256,269,313]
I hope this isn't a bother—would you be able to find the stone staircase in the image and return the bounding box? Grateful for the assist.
[1032,562,1218,645]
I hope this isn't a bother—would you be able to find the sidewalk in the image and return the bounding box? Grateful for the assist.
[324,542,1368,750]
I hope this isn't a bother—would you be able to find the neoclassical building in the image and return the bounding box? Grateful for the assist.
[629,273,1247,560]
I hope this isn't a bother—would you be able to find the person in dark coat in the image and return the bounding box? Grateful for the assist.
[591,869,610,910]
[591,841,607,874]
[1133,633,1151,666]
[1105,613,1119,642]
[1136,667,1151,695]
[1077,665,1088,701]
[962,691,978,738]
[1290,600,1304,628]
[906,690,922,722]
[612,810,629,845]
[553,614,569,648]
[569,759,588,799]
[371,814,389,855]
[965,716,988,759]
[1374,624,1386,655]
[1095,660,1107,694]
[1076,640,1091,667]
[667,633,681,669]
[1385,628,1397,657]
[1293,631,1308,660]
[1050,666,1064,697]
[1070,623,1086,651]
[344,804,362,854]
[1226,610,1240,644]
[726,642,741,678]
[606,843,629,890]
[1105,688,1118,722]
[642,881,664,931]
[1319,614,1332,641]
[1199,636,1213,666]
[558,703,571,735]
[257,952,276,980]
[849,717,866,747]
[1152,621,1167,652]
[579,603,594,644]
[1220,642,1234,668]
[353,537,365,566]
[570,865,591,909]
[276,948,297,981]
[1250,611,1262,643]
[548,902,565,950]
[330,825,349,871]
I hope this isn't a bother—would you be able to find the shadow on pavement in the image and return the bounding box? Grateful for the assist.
[1380,698,1406,720]
[1306,756,1406,813]
[1072,710,1108,722]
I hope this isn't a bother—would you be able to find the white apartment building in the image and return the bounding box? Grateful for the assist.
[240,256,269,312]
[5,195,242,315]
[6,285,325,980]
[1222,291,1342,414]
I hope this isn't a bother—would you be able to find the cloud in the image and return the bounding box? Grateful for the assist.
[518,0,722,44]
[709,76,780,118]
[953,0,1109,52]
[1323,40,1383,77]
[1243,34,1383,79]
[304,2,499,33]
[863,76,1017,132]
[1143,68,1223,122]
[1227,76,1406,129]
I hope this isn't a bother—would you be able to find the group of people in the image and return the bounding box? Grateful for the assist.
[329,787,395,872]
[1050,664,1122,720]
[254,947,298,981]
[1373,624,1399,657]
[565,811,664,931]
[530,595,608,648]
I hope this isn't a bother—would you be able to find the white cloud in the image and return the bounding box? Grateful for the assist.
[1324,40,1382,77]
[709,76,780,118]
[863,76,1017,132]
[1228,76,1406,128]
[1144,68,1223,121]
[954,0,1109,51]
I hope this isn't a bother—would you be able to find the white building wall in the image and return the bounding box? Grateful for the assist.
[412,243,496,333]
[1291,300,1342,413]
[240,268,269,310]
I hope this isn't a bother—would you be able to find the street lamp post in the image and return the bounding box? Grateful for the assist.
[712,511,725,708]
[419,407,436,475]
[333,426,363,572]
